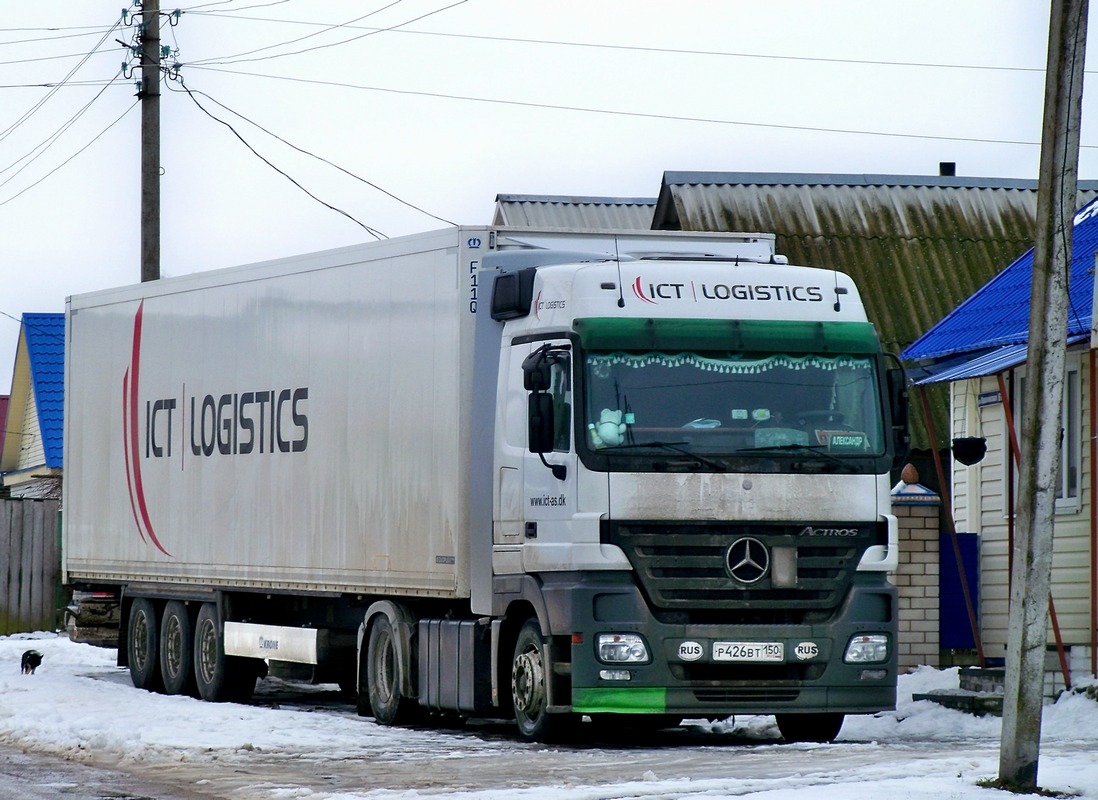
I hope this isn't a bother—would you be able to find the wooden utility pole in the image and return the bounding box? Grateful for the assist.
[140,0,160,282]
[998,0,1087,788]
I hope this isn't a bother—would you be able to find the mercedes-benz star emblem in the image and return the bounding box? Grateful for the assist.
[726,537,770,584]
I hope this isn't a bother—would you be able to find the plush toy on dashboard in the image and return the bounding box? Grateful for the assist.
[588,408,627,448]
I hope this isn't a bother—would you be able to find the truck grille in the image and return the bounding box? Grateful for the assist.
[606,521,880,620]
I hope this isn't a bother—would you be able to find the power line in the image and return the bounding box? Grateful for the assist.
[184,1,406,64]
[0,48,121,69]
[0,27,120,46]
[184,84,455,226]
[189,65,1063,151]
[0,97,137,209]
[179,11,1052,75]
[0,19,121,144]
[169,74,387,239]
[0,73,122,188]
[185,0,469,67]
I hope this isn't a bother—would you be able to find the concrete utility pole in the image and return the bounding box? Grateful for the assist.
[998,0,1087,788]
[140,0,160,283]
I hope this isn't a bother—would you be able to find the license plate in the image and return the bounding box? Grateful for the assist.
[712,641,784,662]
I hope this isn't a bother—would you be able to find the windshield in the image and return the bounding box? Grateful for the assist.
[583,350,885,464]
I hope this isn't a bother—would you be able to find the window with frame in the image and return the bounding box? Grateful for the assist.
[1011,358,1081,513]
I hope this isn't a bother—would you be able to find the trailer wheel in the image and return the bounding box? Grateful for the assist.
[127,597,162,692]
[159,600,196,696]
[775,712,845,743]
[193,602,259,703]
[365,615,416,725]
[511,619,575,743]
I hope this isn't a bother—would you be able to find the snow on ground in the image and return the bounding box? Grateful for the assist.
[2,631,1098,799]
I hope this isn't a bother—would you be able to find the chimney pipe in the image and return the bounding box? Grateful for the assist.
[939,162,957,177]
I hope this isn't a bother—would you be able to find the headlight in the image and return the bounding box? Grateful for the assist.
[844,633,889,663]
[597,633,649,664]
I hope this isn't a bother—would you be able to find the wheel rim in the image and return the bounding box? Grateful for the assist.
[132,609,150,671]
[373,627,396,704]
[512,642,546,727]
[164,615,182,678]
[197,618,218,684]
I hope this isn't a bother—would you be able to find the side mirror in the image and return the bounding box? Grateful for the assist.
[522,349,552,392]
[886,364,911,469]
[528,393,555,454]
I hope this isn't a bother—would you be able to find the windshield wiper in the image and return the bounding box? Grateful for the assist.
[600,440,728,472]
[734,442,852,469]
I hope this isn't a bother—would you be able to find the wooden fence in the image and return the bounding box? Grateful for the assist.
[0,498,62,635]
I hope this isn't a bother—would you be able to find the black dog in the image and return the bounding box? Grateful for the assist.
[20,650,42,674]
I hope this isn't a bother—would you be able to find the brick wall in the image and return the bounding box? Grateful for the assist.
[891,488,942,672]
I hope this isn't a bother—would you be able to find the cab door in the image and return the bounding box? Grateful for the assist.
[495,339,577,563]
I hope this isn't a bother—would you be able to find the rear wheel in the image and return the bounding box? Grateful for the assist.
[775,712,845,743]
[193,602,259,703]
[365,615,417,725]
[127,598,162,692]
[159,600,195,696]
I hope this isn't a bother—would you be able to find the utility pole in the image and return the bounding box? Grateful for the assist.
[998,0,1087,788]
[140,0,160,283]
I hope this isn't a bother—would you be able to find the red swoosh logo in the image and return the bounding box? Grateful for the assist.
[122,301,172,557]
[632,277,657,304]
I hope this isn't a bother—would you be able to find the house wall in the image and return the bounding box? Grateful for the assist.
[15,382,44,471]
[950,358,1096,672]
[0,334,30,473]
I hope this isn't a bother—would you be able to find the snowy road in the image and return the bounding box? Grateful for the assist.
[2,632,1097,799]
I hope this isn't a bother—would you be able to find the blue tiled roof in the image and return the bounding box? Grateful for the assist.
[903,198,1098,362]
[23,313,64,468]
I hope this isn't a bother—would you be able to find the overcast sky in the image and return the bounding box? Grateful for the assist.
[0,1,1088,391]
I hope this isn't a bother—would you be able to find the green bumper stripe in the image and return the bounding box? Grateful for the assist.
[572,687,667,714]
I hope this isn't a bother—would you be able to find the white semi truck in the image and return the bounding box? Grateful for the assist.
[63,226,909,743]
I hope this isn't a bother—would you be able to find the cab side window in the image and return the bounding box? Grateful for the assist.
[549,354,571,452]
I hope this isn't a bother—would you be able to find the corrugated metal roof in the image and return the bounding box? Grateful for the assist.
[23,313,64,468]
[903,198,1098,362]
[493,194,656,230]
[651,170,1098,450]
[913,334,1090,386]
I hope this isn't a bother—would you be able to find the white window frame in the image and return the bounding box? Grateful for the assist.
[1011,355,1082,515]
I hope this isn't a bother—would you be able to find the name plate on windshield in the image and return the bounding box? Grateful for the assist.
[712,641,784,662]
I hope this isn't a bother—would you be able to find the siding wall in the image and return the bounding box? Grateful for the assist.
[951,359,1096,663]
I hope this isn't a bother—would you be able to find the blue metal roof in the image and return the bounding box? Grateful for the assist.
[23,313,64,468]
[903,198,1098,363]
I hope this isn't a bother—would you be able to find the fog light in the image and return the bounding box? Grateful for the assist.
[844,634,888,663]
[599,669,632,681]
[597,633,650,664]
[860,669,888,681]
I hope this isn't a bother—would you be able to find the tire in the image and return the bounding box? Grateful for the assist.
[511,619,576,743]
[775,712,845,743]
[193,602,259,703]
[159,600,195,696]
[127,597,162,692]
[365,615,417,725]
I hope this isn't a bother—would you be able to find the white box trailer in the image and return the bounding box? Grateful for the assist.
[63,226,909,743]
[65,229,482,597]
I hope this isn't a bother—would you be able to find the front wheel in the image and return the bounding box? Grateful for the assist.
[775,712,845,743]
[511,620,576,743]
